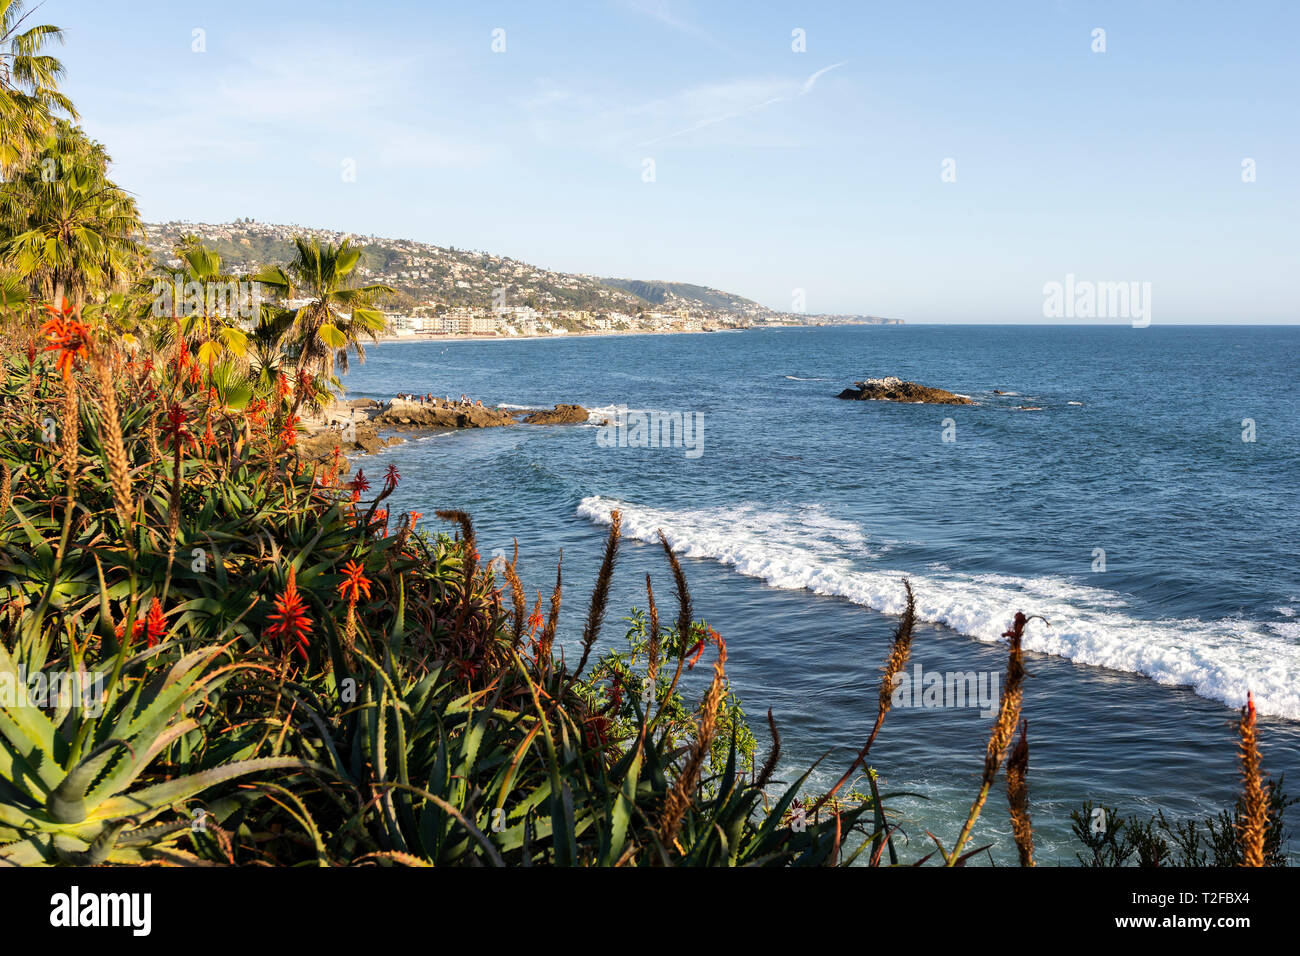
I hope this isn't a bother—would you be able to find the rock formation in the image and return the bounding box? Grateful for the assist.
[836,376,974,405]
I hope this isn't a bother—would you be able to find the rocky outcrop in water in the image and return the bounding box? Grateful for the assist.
[372,398,515,429]
[518,404,590,425]
[836,376,974,405]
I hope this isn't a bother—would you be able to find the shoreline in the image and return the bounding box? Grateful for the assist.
[371,327,745,346]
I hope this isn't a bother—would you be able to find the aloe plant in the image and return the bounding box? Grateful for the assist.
[0,636,319,865]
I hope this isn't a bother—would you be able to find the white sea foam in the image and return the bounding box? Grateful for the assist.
[576,496,1300,719]
[784,375,826,381]
[585,403,680,424]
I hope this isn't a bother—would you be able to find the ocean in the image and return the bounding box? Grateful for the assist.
[339,324,1300,864]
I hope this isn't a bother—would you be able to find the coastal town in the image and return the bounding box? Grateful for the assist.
[145,219,903,339]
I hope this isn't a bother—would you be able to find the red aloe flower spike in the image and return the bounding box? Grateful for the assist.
[40,307,92,382]
[145,598,167,648]
[347,468,370,503]
[337,560,371,604]
[160,403,196,451]
[264,564,313,661]
[383,464,400,491]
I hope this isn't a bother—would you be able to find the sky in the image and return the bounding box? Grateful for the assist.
[48,0,1300,322]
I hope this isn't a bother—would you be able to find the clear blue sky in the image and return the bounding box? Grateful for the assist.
[53,0,1299,322]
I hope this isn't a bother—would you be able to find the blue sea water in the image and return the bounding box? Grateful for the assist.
[340,324,1300,863]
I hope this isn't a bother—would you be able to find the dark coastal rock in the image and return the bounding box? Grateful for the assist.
[297,421,401,468]
[836,376,974,405]
[372,398,514,429]
[518,403,590,425]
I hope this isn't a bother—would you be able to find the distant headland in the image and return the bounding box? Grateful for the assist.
[145,220,902,339]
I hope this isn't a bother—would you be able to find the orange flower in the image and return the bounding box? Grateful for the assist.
[248,398,267,427]
[201,420,217,448]
[279,415,299,447]
[160,403,196,451]
[40,302,92,382]
[347,469,370,503]
[265,564,312,661]
[527,608,544,633]
[337,560,371,605]
[144,597,167,647]
[114,597,167,648]
[685,637,706,670]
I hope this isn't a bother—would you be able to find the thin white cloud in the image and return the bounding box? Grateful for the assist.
[634,62,847,147]
[619,0,732,54]
[801,62,846,94]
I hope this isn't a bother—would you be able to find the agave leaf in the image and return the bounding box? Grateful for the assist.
[0,834,55,867]
[605,744,641,865]
[53,819,132,865]
[92,757,324,820]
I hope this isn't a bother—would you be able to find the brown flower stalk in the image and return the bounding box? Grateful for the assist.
[435,509,476,562]
[659,633,728,850]
[1005,719,1035,866]
[538,555,562,664]
[0,461,10,522]
[755,707,782,790]
[568,510,620,685]
[658,530,693,642]
[1237,692,1267,867]
[503,543,527,646]
[645,572,661,683]
[813,579,916,813]
[60,386,79,495]
[92,353,135,530]
[948,610,1039,865]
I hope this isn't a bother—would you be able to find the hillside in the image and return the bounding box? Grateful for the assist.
[597,278,764,313]
[144,220,778,319]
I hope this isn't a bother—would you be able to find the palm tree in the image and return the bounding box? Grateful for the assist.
[0,268,26,313]
[166,237,251,365]
[0,123,144,304]
[253,236,393,382]
[0,0,74,175]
